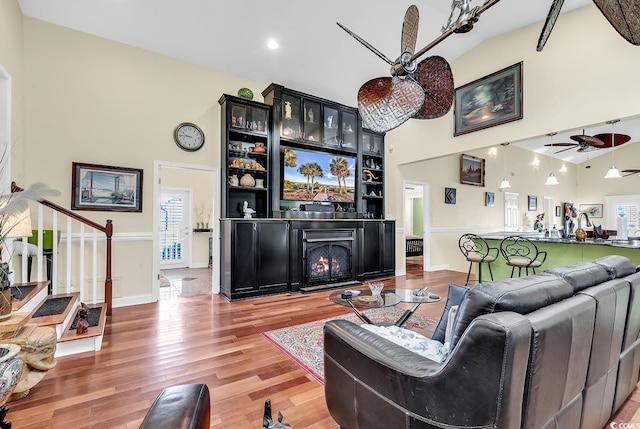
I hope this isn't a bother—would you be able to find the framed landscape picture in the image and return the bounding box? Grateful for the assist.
[460,154,485,186]
[454,62,523,136]
[71,162,143,212]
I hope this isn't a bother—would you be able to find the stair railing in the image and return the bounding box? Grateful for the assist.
[11,182,114,316]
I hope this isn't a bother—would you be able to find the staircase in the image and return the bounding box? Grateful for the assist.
[11,280,107,357]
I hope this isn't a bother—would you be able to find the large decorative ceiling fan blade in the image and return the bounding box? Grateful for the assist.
[413,56,454,119]
[401,5,419,55]
[592,132,631,148]
[357,77,425,133]
[592,0,640,46]
[554,145,580,154]
[537,0,565,51]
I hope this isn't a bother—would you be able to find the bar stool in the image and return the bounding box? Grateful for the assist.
[499,235,548,277]
[458,234,499,285]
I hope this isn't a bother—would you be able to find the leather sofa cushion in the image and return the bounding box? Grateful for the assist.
[450,274,572,348]
[432,283,468,343]
[593,255,636,279]
[544,262,610,292]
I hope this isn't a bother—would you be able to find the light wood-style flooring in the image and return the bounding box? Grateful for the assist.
[6,259,640,428]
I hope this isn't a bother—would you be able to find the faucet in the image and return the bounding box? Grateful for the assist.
[578,212,592,230]
[575,212,592,241]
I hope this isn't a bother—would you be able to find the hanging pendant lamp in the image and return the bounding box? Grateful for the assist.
[545,133,559,185]
[604,119,622,179]
[499,143,511,189]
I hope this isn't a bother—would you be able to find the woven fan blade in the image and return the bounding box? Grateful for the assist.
[358,77,425,133]
[401,5,419,54]
[593,133,632,148]
[593,0,640,45]
[413,56,454,119]
[537,0,565,51]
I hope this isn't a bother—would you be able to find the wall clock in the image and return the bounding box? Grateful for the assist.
[174,122,205,152]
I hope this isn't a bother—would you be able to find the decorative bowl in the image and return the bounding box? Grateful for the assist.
[237,87,254,100]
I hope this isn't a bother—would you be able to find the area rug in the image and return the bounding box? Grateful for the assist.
[262,307,437,383]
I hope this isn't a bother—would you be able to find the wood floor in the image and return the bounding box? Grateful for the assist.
[6,259,640,428]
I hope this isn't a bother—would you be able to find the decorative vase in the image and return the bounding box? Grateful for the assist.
[0,344,23,408]
[240,173,255,187]
[237,87,254,100]
[255,178,265,189]
[228,174,239,186]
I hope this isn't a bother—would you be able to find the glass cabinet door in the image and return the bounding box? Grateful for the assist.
[282,94,301,138]
[303,100,321,143]
[323,106,339,146]
[249,107,267,134]
[342,110,357,149]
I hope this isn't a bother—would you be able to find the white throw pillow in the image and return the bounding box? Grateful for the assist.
[361,324,447,363]
[444,305,459,352]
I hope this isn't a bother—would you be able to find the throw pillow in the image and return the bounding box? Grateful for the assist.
[432,283,469,343]
[444,305,459,350]
[362,324,448,363]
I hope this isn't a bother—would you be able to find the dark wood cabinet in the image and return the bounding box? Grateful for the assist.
[358,220,395,280]
[220,220,289,300]
[218,94,271,218]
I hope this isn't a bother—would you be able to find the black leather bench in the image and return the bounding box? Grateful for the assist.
[139,383,210,429]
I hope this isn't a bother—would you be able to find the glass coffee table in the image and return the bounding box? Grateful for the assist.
[329,287,441,327]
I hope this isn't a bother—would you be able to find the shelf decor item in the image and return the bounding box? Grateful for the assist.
[454,62,523,136]
[240,173,256,188]
[237,87,254,100]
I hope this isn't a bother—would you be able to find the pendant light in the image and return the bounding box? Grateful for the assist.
[604,119,622,179]
[545,133,559,185]
[499,143,511,189]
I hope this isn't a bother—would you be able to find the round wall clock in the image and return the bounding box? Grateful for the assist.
[174,122,205,152]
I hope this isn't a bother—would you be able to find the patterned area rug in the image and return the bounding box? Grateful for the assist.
[262,307,437,383]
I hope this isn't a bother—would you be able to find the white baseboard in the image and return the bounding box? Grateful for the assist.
[426,264,451,271]
[395,268,407,276]
[113,294,155,308]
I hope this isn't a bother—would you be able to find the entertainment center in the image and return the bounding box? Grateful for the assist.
[218,85,395,300]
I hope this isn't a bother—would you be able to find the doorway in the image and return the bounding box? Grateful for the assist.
[159,187,192,269]
[504,192,519,231]
[404,181,430,272]
[152,161,220,301]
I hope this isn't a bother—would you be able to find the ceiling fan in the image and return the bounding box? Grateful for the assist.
[337,0,502,133]
[544,130,605,154]
[622,169,640,177]
[537,0,640,51]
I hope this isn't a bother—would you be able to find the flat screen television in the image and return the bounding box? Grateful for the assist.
[281,147,356,202]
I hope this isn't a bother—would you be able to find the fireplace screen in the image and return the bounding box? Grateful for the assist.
[307,244,351,284]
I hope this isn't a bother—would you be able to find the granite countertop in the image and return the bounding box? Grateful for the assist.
[481,232,640,249]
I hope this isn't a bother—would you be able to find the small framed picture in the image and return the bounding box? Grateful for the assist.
[528,195,537,211]
[485,192,495,207]
[460,154,485,186]
[445,187,457,204]
[579,204,603,218]
[555,206,562,217]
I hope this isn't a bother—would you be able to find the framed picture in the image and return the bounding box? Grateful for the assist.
[485,192,495,207]
[528,195,537,211]
[460,154,485,186]
[579,204,603,218]
[71,162,143,212]
[555,205,562,217]
[445,187,456,205]
[454,62,523,136]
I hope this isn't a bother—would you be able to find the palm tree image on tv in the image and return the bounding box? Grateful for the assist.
[282,148,355,202]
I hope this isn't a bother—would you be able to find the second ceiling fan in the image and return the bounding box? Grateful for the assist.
[544,129,631,154]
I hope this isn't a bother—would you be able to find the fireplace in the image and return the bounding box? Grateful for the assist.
[302,229,356,289]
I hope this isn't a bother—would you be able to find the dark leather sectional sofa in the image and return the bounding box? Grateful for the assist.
[324,255,640,428]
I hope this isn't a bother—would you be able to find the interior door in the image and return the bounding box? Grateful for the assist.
[504,192,519,231]
[159,188,191,269]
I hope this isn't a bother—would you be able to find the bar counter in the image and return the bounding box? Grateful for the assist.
[478,232,640,282]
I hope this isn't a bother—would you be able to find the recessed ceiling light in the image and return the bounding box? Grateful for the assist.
[267,39,279,50]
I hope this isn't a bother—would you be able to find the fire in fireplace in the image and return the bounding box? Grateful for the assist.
[303,229,355,288]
